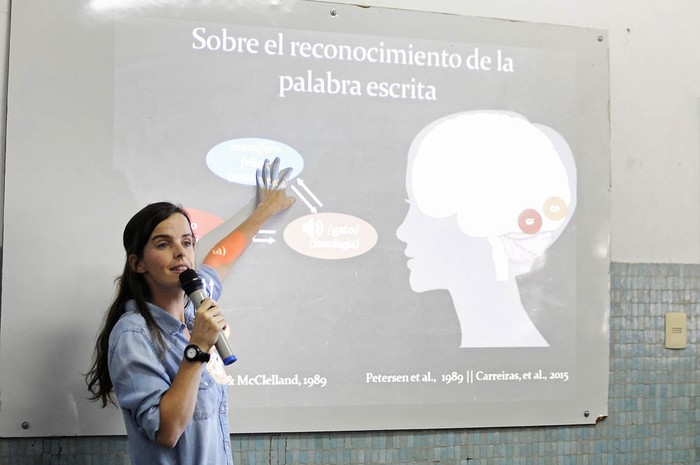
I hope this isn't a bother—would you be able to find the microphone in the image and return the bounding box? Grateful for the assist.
[179,268,237,365]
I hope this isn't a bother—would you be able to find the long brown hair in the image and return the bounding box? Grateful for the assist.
[85,202,192,407]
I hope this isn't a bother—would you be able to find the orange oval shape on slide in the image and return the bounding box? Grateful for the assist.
[283,212,378,260]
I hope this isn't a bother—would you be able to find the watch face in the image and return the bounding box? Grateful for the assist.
[185,346,198,360]
[185,344,209,362]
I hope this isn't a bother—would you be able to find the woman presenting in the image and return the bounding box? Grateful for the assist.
[86,158,294,464]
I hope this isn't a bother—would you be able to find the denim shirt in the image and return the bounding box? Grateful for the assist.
[108,265,232,465]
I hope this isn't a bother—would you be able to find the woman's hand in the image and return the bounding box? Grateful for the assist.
[256,157,296,216]
[188,298,226,352]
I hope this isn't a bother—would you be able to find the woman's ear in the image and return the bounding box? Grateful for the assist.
[128,254,145,273]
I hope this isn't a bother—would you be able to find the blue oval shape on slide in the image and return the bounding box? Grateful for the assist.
[206,137,304,186]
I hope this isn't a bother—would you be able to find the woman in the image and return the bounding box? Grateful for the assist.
[86,158,294,464]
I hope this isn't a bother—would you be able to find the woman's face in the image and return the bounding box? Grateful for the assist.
[131,213,196,295]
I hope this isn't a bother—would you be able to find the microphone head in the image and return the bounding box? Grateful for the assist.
[179,268,204,294]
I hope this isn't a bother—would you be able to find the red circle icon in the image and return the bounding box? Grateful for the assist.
[518,209,542,234]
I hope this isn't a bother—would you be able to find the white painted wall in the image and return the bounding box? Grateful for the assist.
[2,0,698,263]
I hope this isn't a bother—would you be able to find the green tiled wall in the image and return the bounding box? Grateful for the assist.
[1,263,697,464]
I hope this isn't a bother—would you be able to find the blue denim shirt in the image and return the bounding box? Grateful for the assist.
[108,265,232,465]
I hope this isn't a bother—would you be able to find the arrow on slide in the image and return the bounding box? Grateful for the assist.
[253,237,276,244]
[290,185,318,213]
[296,178,323,207]
[253,229,276,245]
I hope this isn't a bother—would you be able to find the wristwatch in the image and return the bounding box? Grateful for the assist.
[184,344,211,363]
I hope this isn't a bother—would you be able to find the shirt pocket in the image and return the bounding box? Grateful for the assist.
[192,372,218,421]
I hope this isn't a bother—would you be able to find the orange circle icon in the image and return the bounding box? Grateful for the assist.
[543,196,567,221]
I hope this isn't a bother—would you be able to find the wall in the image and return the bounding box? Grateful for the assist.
[0,0,697,463]
[1,262,697,464]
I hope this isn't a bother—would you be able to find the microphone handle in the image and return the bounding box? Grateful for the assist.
[215,333,238,365]
[189,289,238,365]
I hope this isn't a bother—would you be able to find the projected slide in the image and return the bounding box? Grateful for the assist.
[108,12,605,432]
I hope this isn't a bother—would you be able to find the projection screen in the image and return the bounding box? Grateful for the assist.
[0,0,610,435]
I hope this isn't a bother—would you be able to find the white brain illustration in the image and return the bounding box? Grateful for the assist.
[411,112,575,280]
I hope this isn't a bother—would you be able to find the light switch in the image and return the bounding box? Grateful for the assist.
[665,312,687,349]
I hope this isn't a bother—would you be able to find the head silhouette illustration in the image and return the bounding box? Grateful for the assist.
[397,111,577,348]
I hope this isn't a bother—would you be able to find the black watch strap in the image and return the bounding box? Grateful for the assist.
[184,344,211,363]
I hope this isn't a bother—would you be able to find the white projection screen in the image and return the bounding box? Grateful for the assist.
[0,0,610,436]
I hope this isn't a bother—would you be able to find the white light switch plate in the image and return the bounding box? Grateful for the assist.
[665,312,687,349]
